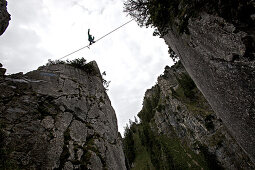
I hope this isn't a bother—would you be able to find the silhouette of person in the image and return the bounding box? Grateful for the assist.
[88,29,95,45]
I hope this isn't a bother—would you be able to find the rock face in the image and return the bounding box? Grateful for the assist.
[154,63,254,169]
[124,62,254,169]
[0,0,11,35]
[163,12,255,163]
[0,63,6,76]
[0,62,126,169]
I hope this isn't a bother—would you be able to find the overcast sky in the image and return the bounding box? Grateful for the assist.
[0,0,173,135]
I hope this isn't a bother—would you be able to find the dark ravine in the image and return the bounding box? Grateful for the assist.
[0,0,10,35]
[163,11,255,164]
[0,62,126,169]
[123,62,254,170]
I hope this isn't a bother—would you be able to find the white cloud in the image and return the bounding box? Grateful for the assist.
[0,0,173,135]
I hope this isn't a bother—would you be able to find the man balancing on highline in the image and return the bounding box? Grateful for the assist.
[88,29,95,46]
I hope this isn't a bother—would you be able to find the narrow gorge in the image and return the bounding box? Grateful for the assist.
[123,62,254,169]
[1,0,255,169]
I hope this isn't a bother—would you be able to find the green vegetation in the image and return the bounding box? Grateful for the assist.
[123,121,216,170]
[123,81,218,169]
[176,73,196,99]
[46,57,98,75]
[138,85,160,123]
[168,66,213,117]
[125,0,255,61]
[124,0,255,34]
[171,73,195,102]
[123,125,136,168]
[168,47,179,63]
[124,0,201,34]
[47,58,111,90]
[123,62,224,169]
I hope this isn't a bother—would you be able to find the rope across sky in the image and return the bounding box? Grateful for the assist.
[58,19,134,60]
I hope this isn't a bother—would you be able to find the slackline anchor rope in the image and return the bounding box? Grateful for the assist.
[58,19,134,60]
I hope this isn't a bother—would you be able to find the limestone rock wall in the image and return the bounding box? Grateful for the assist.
[0,0,10,35]
[0,62,126,169]
[152,63,254,169]
[163,12,255,164]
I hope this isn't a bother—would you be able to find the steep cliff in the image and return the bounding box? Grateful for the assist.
[0,60,126,169]
[163,11,255,165]
[125,0,255,164]
[123,62,254,169]
[0,0,10,35]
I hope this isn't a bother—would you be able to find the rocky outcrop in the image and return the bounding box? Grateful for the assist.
[124,62,254,169]
[163,12,255,164]
[153,62,254,169]
[0,63,6,77]
[0,0,10,35]
[0,62,126,169]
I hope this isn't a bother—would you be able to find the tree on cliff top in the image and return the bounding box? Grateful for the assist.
[124,0,176,33]
[124,0,150,27]
[124,0,255,35]
[124,0,188,34]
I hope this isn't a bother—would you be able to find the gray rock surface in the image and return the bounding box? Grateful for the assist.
[163,12,255,164]
[0,61,126,169]
[145,62,254,169]
[0,0,10,35]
